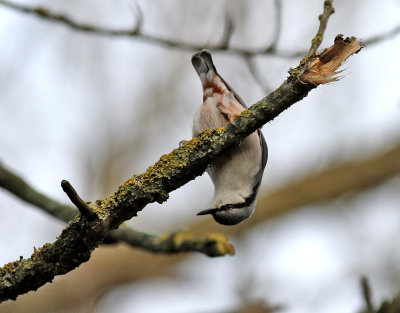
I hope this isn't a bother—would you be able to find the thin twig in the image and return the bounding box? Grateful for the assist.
[0,0,398,59]
[0,0,311,59]
[247,0,331,94]
[243,56,273,94]
[307,0,335,57]
[364,23,400,46]
[61,180,96,220]
[361,276,375,313]
[129,2,143,32]
[219,11,235,50]
[244,0,281,92]
[265,0,282,52]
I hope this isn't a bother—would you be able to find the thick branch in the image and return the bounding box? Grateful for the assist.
[0,162,233,257]
[0,36,363,302]
[3,142,397,312]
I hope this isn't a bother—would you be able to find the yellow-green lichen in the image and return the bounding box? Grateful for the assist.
[288,65,304,80]
[31,243,52,261]
[94,196,117,220]
[205,233,235,256]
[169,230,194,248]
[238,109,255,120]
[84,127,229,222]
[311,34,323,47]
[0,260,23,275]
[141,128,226,181]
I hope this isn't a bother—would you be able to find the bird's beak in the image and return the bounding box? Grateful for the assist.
[196,208,218,216]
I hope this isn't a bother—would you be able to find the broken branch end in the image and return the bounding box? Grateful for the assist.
[301,35,364,85]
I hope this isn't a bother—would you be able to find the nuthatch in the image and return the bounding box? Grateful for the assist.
[191,50,268,226]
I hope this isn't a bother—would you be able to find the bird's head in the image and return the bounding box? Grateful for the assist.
[197,202,255,226]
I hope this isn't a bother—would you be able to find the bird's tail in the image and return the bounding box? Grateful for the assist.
[191,50,216,76]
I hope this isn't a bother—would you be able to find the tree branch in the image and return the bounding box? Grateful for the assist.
[105,227,234,257]
[359,276,400,313]
[363,23,400,46]
[373,295,400,313]
[242,0,282,92]
[61,180,96,221]
[2,142,397,312]
[265,0,282,53]
[0,161,233,257]
[0,35,363,302]
[219,12,235,50]
[0,161,76,221]
[307,0,335,57]
[243,55,273,94]
[0,0,385,59]
[361,276,375,313]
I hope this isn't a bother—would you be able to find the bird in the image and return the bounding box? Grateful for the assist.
[191,50,268,226]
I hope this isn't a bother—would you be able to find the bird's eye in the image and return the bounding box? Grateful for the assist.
[226,204,233,209]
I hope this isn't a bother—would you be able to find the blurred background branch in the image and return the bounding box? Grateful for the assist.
[0,161,233,257]
[189,141,400,235]
[0,0,399,96]
[0,0,399,58]
[3,138,399,253]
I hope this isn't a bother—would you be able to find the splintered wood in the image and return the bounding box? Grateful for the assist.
[301,35,364,85]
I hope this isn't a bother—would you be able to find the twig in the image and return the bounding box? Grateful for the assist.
[243,56,273,94]
[0,0,318,59]
[129,2,143,33]
[372,294,400,313]
[0,0,395,59]
[0,161,232,257]
[219,12,235,50]
[242,0,281,94]
[0,35,363,302]
[361,276,375,313]
[61,180,96,221]
[265,0,282,52]
[364,23,400,46]
[307,0,335,57]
